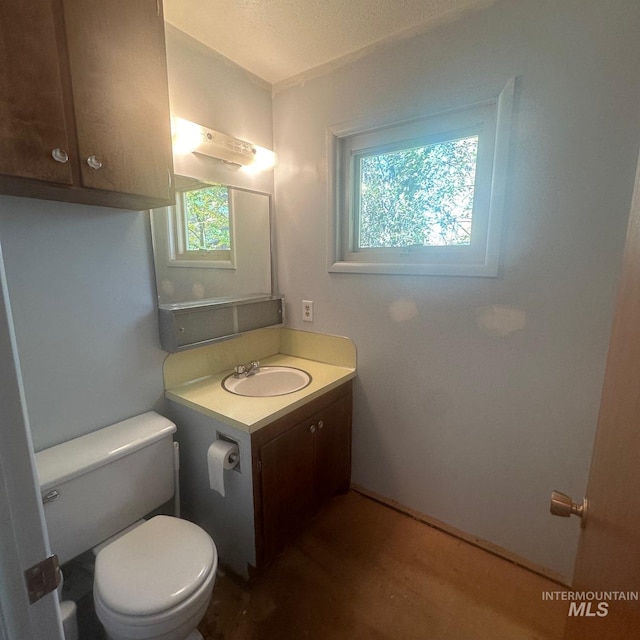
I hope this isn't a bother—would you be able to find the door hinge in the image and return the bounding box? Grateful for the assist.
[258,459,262,473]
[24,554,60,604]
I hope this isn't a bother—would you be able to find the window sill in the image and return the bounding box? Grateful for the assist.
[166,259,235,270]
[328,260,499,277]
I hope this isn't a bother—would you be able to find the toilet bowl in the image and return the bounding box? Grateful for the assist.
[93,516,218,640]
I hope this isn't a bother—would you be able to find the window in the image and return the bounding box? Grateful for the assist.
[168,181,235,268]
[357,133,479,248]
[329,78,515,277]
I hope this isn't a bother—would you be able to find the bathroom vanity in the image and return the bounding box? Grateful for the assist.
[163,328,356,576]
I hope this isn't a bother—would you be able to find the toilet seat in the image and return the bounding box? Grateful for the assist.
[94,516,217,640]
[94,562,215,640]
[94,515,216,616]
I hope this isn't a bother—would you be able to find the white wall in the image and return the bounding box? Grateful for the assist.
[0,197,166,451]
[272,0,640,581]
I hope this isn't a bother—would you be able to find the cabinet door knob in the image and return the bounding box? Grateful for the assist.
[318,420,324,430]
[86,155,103,170]
[309,424,316,434]
[51,148,69,164]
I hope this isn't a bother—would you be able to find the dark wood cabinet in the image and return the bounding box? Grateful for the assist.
[252,382,353,566]
[314,395,352,503]
[259,419,316,561]
[0,0,174,210]
[0,1,73,186]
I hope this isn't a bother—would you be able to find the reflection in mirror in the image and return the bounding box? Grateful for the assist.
[172,181,233,265]
[151,176,272,305]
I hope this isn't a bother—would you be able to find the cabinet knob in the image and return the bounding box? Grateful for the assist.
[309,424,316,434]
[51,148,69,164]
[86,155,103,170]
[318,420,324,430]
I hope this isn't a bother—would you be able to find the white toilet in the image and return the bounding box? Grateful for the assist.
[35,412,218,640]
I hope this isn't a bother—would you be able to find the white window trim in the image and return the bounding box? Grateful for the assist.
[327,77,515,277]
[166,186,237,270]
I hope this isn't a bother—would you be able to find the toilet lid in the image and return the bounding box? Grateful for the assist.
[94,516,216,616]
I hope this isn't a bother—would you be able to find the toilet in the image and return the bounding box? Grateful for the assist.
[35,412,218,640]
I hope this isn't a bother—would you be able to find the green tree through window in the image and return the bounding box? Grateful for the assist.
[183,184,230,252]
[357,135,478,248]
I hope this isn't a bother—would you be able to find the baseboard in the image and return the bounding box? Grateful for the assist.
[350,484,570,588]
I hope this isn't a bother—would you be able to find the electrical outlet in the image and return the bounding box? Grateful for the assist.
[302,300,314,322]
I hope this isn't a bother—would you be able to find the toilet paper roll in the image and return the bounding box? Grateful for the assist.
[207,440,239,497]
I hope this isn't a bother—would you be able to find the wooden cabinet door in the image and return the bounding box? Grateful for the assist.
[0,1,72,185]
[314,396,352,506]
[260,420,315,560]
[62,0,173,202]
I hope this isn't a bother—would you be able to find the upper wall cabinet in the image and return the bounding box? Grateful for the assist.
[0,0,174,210]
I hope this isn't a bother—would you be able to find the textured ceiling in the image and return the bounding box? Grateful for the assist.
[163,0,486,85]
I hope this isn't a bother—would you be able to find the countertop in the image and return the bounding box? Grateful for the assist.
[165,353,356,433]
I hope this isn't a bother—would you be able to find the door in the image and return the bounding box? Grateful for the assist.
[0,240,64,640]
[260,420,316,561]
[0,1,72,185]
[62,0,173,200]
[314,396,352,505]
[563,154,640,638]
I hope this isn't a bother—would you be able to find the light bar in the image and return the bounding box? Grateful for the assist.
[171,117,277,171]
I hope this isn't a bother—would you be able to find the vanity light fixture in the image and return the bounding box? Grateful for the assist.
[171,117,277,171]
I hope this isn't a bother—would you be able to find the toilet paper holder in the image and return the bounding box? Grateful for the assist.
[216,432,241,472]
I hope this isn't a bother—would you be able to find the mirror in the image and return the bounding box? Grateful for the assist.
[150,176,273,305]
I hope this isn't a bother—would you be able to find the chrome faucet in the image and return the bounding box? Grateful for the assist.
[233,361,260,378]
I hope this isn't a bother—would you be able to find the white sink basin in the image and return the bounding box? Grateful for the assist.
[222,366,311,397]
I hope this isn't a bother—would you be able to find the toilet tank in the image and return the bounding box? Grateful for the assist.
[35,412,177,565]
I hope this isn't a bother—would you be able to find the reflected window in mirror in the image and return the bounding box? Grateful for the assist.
[170,182,234,268]
[150,176,273,305]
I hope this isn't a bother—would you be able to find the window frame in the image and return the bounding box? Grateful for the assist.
[166,183,236,270]
[328,77,515,277]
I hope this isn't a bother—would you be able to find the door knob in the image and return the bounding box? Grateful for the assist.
[51,148,69,163]
[550,490,588,524]
[86,155,103,170]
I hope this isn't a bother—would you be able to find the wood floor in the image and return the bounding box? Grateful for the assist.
[199,491,568,640]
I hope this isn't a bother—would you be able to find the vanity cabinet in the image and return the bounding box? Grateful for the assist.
[251,382,352,565]
[0,0,174,210]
